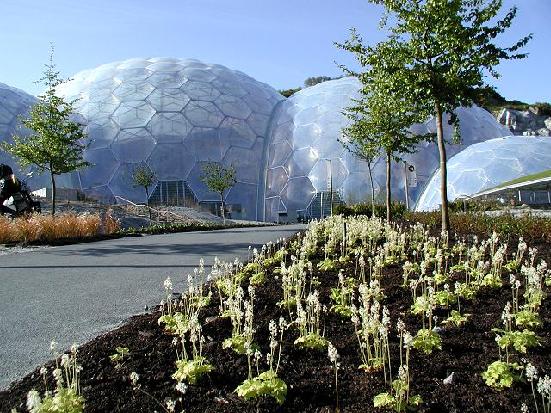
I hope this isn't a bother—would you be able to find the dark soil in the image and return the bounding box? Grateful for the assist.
[1,226,550,413]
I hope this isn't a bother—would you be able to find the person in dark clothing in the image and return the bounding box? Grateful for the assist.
[0,164,21,215]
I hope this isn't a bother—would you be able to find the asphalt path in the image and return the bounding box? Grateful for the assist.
[0,224,305,389]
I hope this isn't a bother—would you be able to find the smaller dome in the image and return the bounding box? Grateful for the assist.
[416,136,551,211]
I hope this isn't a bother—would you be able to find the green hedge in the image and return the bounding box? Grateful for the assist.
[334,202,407,219]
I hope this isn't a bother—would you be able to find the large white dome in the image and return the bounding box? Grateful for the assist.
[263,77,510,221]
[57,57,284,220]
[416,136,551,211]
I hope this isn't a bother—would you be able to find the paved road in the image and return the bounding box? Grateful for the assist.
[0,224,304,389]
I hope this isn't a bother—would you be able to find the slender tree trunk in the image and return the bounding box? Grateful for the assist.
[50,171,56,216]
[220,193,226,225]
[145,186,151,220]
[386,151,391,223]
[435,102,450,233]
[367,160,376,218]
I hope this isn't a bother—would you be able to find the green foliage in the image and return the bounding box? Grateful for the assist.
[304,76,337,87]
[158,313,189,336]
[482,360,522,390]
[27,387,85,413]
[405,212,551,243]
[330,277,356,318]
[278,87,301,98]
[200,161,236,223]
[442,310,469,328]
[514,310,541,329]
[494,329,540,354]
[334,202,407,219]
[1,47,90,215]
[434,290,456,307]
[172,357,214,384]
[480,273,503,288]
[294,333,328,350]
[109,347,129,365]
[235,370,288,405]
[412,328,442,354]
[222,335,259,355]
[132,163,156,209]
[342,0,531,230]
[200,162,236,197]
[317,258,336,272]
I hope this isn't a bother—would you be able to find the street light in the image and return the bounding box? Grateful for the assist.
[319,158,333,217]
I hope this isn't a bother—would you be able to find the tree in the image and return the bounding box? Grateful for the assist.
[358,0,531,232]
[200,162,236,224]
[278,87,302,98]
[337,33,430,222]
[339,121,380,217]
[1,47,89,215]
[304,76,334,87]
[132,163,156,220]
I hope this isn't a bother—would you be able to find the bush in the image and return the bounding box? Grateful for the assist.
[404,211,551,242]
[0,212,119,244]
[334,202,407,219]
[447,199,504,213]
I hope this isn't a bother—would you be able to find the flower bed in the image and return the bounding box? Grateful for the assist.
[2,215,551,413]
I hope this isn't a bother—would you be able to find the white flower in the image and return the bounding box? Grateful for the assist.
[175,381,188,394]
[26,389,41,411]
[164,277,173,291]
[53,368,63,384]
[60,354,70,367]
[50,341,58,353]
[328,342,339,365]
[166,399,176,412]
[525,363,538,381]
[520,403,529,413]
[39,366,47,376]
[130,371,140,386]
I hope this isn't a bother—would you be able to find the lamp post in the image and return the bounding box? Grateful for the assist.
[319,158,333,217]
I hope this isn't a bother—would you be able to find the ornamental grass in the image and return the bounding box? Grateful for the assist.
[0,211,119,244]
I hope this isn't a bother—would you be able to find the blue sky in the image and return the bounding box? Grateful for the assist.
[0,0,548,102]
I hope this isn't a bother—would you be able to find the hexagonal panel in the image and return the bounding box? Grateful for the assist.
[111,128,156,163]
[108,163,150,202]
[183,128,225,162]
[112,101,155,128]
[182,81,221,102]
[148,112,193,143]
[215,95,251,119]
[79,149,118,188]
[147,143,195,181]
[184,101,225,128]
[218,117,257,149]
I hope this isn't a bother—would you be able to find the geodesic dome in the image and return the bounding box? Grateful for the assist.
[0,83,34,176]
[56,57,284,220]
[263,77,510,221]
[415,136,551,211]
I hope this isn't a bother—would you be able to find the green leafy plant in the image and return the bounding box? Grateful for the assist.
[236,318,288,405]
[494,329,540,354]
[317,258,336,272]
[26,342,84,413]
[172,356,214,385]
[412,329,442,355]
[236,370,287,405]
[109,347,129,368]
[442,310,469,328]
[330,272,355,318]
[482,361,522,390]
[515,309,541,329]
[293,290,328,350]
